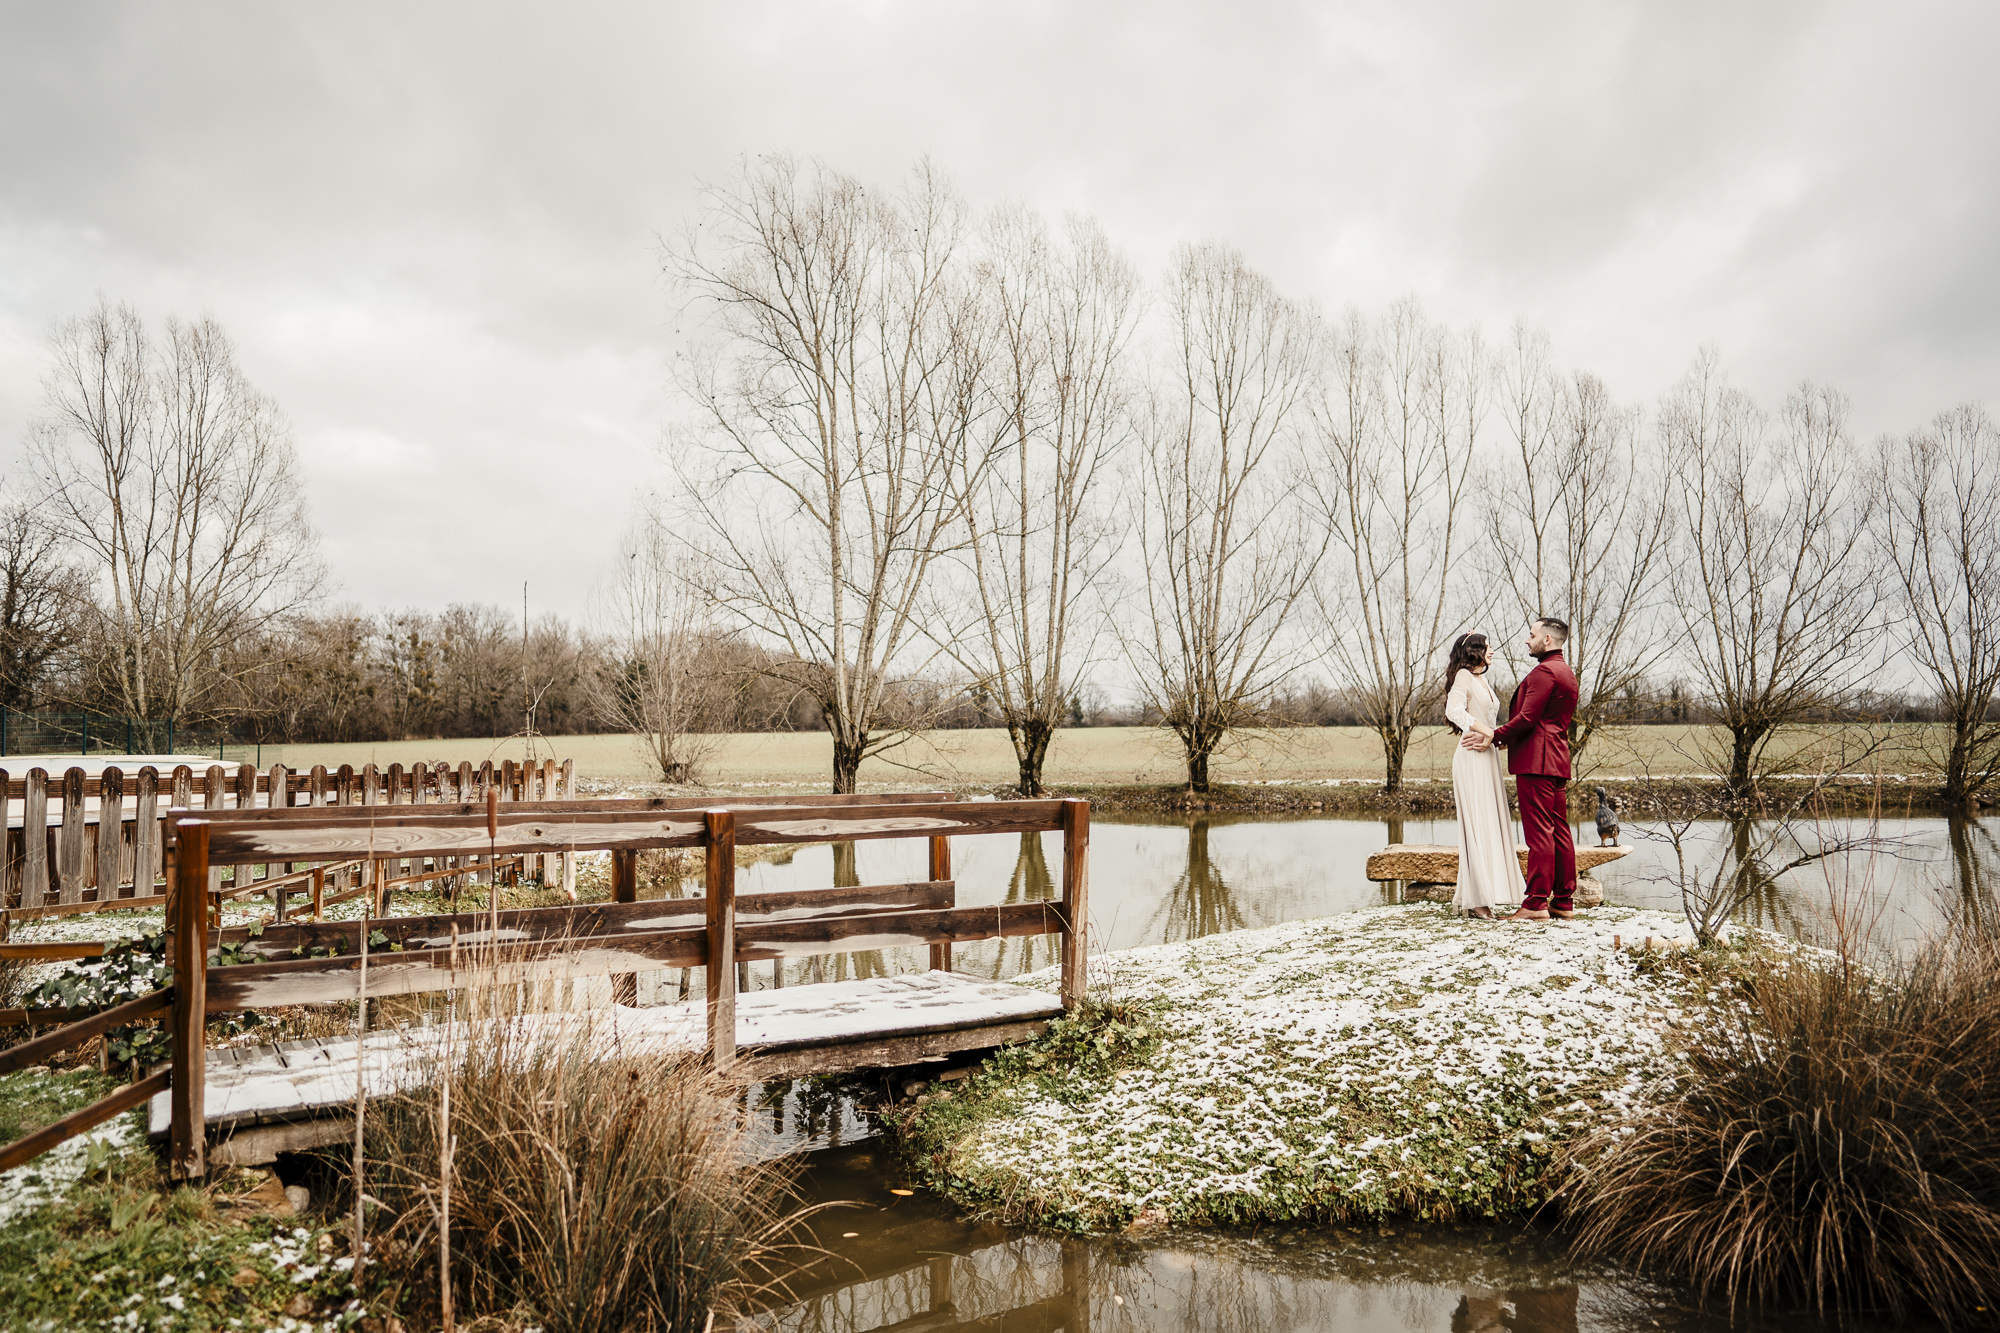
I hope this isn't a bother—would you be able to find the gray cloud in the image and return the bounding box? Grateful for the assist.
[4,0,1995,615]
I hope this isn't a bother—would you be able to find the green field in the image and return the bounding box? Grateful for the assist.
[232,723,1927,791]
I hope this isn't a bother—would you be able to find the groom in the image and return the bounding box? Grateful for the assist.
[1469,617,1579,920]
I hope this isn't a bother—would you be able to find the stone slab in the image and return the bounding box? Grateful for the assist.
[1403,875,1603,908]
[1365,843,1631,883]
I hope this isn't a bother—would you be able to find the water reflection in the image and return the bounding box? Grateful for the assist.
[754,1148,1907,1333]
[1151,821,1250,944]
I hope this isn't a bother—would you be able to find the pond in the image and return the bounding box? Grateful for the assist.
[677,812,1991,1332]
[756,1140,1929,1332]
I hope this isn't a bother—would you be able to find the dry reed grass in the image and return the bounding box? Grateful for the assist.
[1562,928,2000,1325]
[354,1001,806,1333]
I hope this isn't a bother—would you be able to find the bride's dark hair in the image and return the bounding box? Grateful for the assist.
[1441,633,1490,734]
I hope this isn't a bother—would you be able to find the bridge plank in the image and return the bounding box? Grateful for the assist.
[158,972,1061,1135]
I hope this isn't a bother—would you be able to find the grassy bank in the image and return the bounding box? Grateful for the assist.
[892,903,1749,1233]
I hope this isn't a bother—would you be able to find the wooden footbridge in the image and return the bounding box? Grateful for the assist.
[0,792,1090,1179]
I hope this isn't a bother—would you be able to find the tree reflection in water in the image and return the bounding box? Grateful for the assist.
[1947,815,2000,934]
[1149,819,1250,944]
[982,831,1059,980]
[810,840,891,986]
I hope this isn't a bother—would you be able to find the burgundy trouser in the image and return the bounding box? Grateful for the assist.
[1516,774,1575,911]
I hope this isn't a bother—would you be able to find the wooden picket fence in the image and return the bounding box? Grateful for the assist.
[1,758,578,926]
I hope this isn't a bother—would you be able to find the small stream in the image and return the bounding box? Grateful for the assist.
[693,812,1992,1331]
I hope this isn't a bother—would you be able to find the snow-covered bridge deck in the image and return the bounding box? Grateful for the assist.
[149,971,1063,1163]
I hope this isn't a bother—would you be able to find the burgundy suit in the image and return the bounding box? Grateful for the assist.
[1491,650,1579,911]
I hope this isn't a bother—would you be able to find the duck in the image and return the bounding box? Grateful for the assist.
[1593,786,1621,847]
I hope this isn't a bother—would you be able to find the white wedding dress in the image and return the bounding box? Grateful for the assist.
[1446,668,1527,913]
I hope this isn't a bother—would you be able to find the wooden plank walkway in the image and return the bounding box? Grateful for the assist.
[146,972,1064,1151]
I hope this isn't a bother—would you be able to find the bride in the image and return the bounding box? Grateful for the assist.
[1442,633,1525,919]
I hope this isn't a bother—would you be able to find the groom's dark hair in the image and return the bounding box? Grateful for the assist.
[1535,616,1570,643]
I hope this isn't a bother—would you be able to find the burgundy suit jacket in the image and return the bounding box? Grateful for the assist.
[1492,651,1578,779]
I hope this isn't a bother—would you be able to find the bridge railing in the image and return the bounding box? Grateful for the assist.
[150,793,1088,1177]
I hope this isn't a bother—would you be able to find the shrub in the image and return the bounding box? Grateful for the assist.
[1562,931,2000,1324]
[358,1013,802,1332]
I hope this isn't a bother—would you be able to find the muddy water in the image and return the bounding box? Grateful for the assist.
[704,815,1990,1330]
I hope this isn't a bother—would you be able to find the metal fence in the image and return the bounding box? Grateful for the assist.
[0,710,251,760]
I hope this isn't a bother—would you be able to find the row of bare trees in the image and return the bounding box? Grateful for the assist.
[654,155,2000,801]
[10,170,1996,805]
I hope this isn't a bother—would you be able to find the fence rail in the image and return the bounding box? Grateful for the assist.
[0,757,577,923]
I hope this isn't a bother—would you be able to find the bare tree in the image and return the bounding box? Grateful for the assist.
[667,156,988,793]
[0,494,88,709]
[1307,300,1487,793]
[1132,242,1323,792]
[29,299,325,726]
[1660,352,1882,800]
[1633,729,1896,947]
[951,206,1137,795]
[1875,403,2000,806]
[1484,323,1677,769]
[589,497,727,783]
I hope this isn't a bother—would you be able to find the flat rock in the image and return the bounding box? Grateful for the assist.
[1365,843,1631,883]
[1405,875,1604,908]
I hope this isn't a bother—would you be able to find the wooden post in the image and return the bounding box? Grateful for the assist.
[22,769,47,911]
[311,865,326,918]
[0,769,12,914]
[408,762,429,900]
[133,768,159,898]
[170,820,209,1179]
[557,758,575,897]
[474,763,494,890]
[232,764,256,902]
[928,829,953,973]
[269,763,290,918]
[704,809,737,1067]
[203,767,226,913]
[611,848,638,1005]
[97,767,125,903]
[539,759,558,885]
[1059,799,1090,1009]
[335,765,356,896]
[57,768,86,904]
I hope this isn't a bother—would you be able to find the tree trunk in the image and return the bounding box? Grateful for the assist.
[1186,747,1211,794]
[1725,726,1765,802]
[831,734,866,795]
[1380,725,1411,795]
[1013,717,1056,797]
[1942,718,1976,807]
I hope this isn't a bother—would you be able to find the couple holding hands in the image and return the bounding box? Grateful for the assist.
[1443,617,1579,922]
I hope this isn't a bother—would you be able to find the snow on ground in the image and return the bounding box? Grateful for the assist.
[931,903,1728,1230]
[0,1106,140,1226]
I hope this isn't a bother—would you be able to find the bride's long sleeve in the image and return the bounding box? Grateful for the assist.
[1445,670,1481,734]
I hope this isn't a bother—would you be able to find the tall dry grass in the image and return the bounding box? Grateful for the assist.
[357,1007,805,1332]
[1563,929,2000,1324]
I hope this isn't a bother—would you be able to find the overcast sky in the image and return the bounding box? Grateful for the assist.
[3,1,1995,622]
